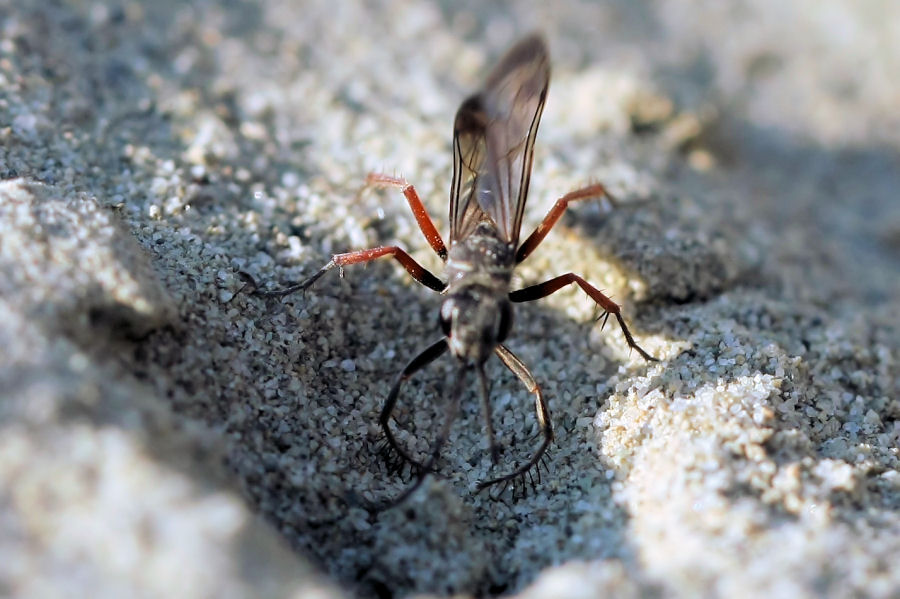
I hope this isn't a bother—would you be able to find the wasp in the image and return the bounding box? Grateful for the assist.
[249,34,656,501]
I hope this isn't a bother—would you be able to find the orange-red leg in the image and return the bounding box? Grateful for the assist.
[515,183,615,264]
[366,173,448,261]
[252,246,446,297]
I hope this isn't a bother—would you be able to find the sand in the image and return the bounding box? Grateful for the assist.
[1,1,898,597]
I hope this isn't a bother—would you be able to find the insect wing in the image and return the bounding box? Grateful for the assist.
[449,34,550,244]
[450,96,490,241]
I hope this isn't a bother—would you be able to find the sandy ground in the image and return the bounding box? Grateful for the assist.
[1,1,899,597]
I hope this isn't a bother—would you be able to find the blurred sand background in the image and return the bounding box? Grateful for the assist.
[1,1,899,597]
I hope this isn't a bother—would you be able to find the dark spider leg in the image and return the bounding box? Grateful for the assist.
[378,339,449,475]
[510,274,657,362]
[374,437,416,480]
[476,344,553,493]
[376,365,468,510]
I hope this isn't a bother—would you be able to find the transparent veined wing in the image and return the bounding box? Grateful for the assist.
[449,34,550,245]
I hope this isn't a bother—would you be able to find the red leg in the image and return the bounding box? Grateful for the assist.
[515,183,615,264]
[509,274,657,361]
[252,245,446,297]
[367,173,448,261]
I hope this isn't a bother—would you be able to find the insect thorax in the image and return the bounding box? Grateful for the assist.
[445,223,516,289]
[441,224,516,363]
